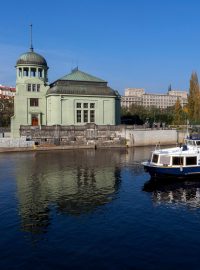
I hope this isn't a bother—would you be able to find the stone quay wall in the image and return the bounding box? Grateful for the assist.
[20,124,126,148]
[19,124,187,148]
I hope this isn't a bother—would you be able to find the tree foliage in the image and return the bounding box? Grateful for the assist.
[0,98,14,127]
[121,104,174,126]
[187,72,200,124]
[173,99,186,125]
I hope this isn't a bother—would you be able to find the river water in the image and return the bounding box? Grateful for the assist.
[1,147,200,270]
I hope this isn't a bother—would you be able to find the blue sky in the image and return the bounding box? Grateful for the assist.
[1,0,200,94]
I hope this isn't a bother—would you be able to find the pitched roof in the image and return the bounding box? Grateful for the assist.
[58,68,107,83]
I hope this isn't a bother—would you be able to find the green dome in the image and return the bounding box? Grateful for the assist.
[16,51,47,67]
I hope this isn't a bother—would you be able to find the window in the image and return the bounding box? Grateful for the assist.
[26,84,40,92]
[24,68,29,77]
[186,156,197,166]
[19,68,22,77]
[159,155,170,165]
[38,69,43,78]
[90,110,95,122]
[75,102,96,123]
[84,110,88,122]
[31,68,36,77]
[152,154,159,163]
[172,156,183,166]
[77,110,81,122]
[30,98,39,107]
[27,84,31,92]
[32,84,36,92]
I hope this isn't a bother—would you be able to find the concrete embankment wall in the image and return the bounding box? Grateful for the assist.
[121,128,186,146]
[0,137,34,148]
[122,128,186,147]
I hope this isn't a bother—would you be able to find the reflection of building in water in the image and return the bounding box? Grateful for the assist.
[15,149,123,234]
[143,179,200,208]
[124,147,154,175]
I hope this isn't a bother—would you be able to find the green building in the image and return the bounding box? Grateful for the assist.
[11,47,121,138]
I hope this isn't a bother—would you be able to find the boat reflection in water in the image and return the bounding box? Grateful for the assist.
[15,149,124,235]
[143,177,200,209]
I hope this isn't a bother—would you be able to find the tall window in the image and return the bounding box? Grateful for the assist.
[38,69,43,78]
[77,110,81,123]
[24,68,29,76]
[18,68,22,77]
[32,84,36,92]
[84,110,88,122]
[30,98,39,107]
[90,110,95,122]
[27,84,31,92]
[31,68,36,77]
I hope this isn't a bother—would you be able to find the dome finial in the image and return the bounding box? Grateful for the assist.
[30,24,34,52]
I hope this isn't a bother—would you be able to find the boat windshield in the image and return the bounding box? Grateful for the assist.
[186,140,196,146]
[185,139,200,146]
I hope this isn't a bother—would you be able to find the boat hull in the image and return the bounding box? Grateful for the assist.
[143,162,200,178]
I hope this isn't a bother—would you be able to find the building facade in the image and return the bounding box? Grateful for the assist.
[11,47,121,138]
[121,88,188,109]
[0,85,15,99]
[46,68,121,126]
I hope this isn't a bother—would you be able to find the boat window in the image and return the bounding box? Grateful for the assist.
[159,155,170,165]
[152,154,159,163]
[196,141,200,146]
[172,156,183,165]
[186,156,197,166]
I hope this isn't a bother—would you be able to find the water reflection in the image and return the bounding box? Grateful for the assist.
[143,177,200,209]
[15,149,125,234]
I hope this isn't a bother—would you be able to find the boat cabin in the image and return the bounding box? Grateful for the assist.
[151,151,199,167]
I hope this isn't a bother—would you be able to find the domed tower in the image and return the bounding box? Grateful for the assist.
[11,27,49,138]
[16,50,48,83]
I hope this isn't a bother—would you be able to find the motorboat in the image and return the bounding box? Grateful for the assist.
[142,137,200,178]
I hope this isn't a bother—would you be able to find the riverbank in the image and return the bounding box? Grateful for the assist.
[0,144,126,153]
[0,127,187,152]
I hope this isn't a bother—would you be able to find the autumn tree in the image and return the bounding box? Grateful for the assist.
[173,99,185,125]
[187,72,200,124]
